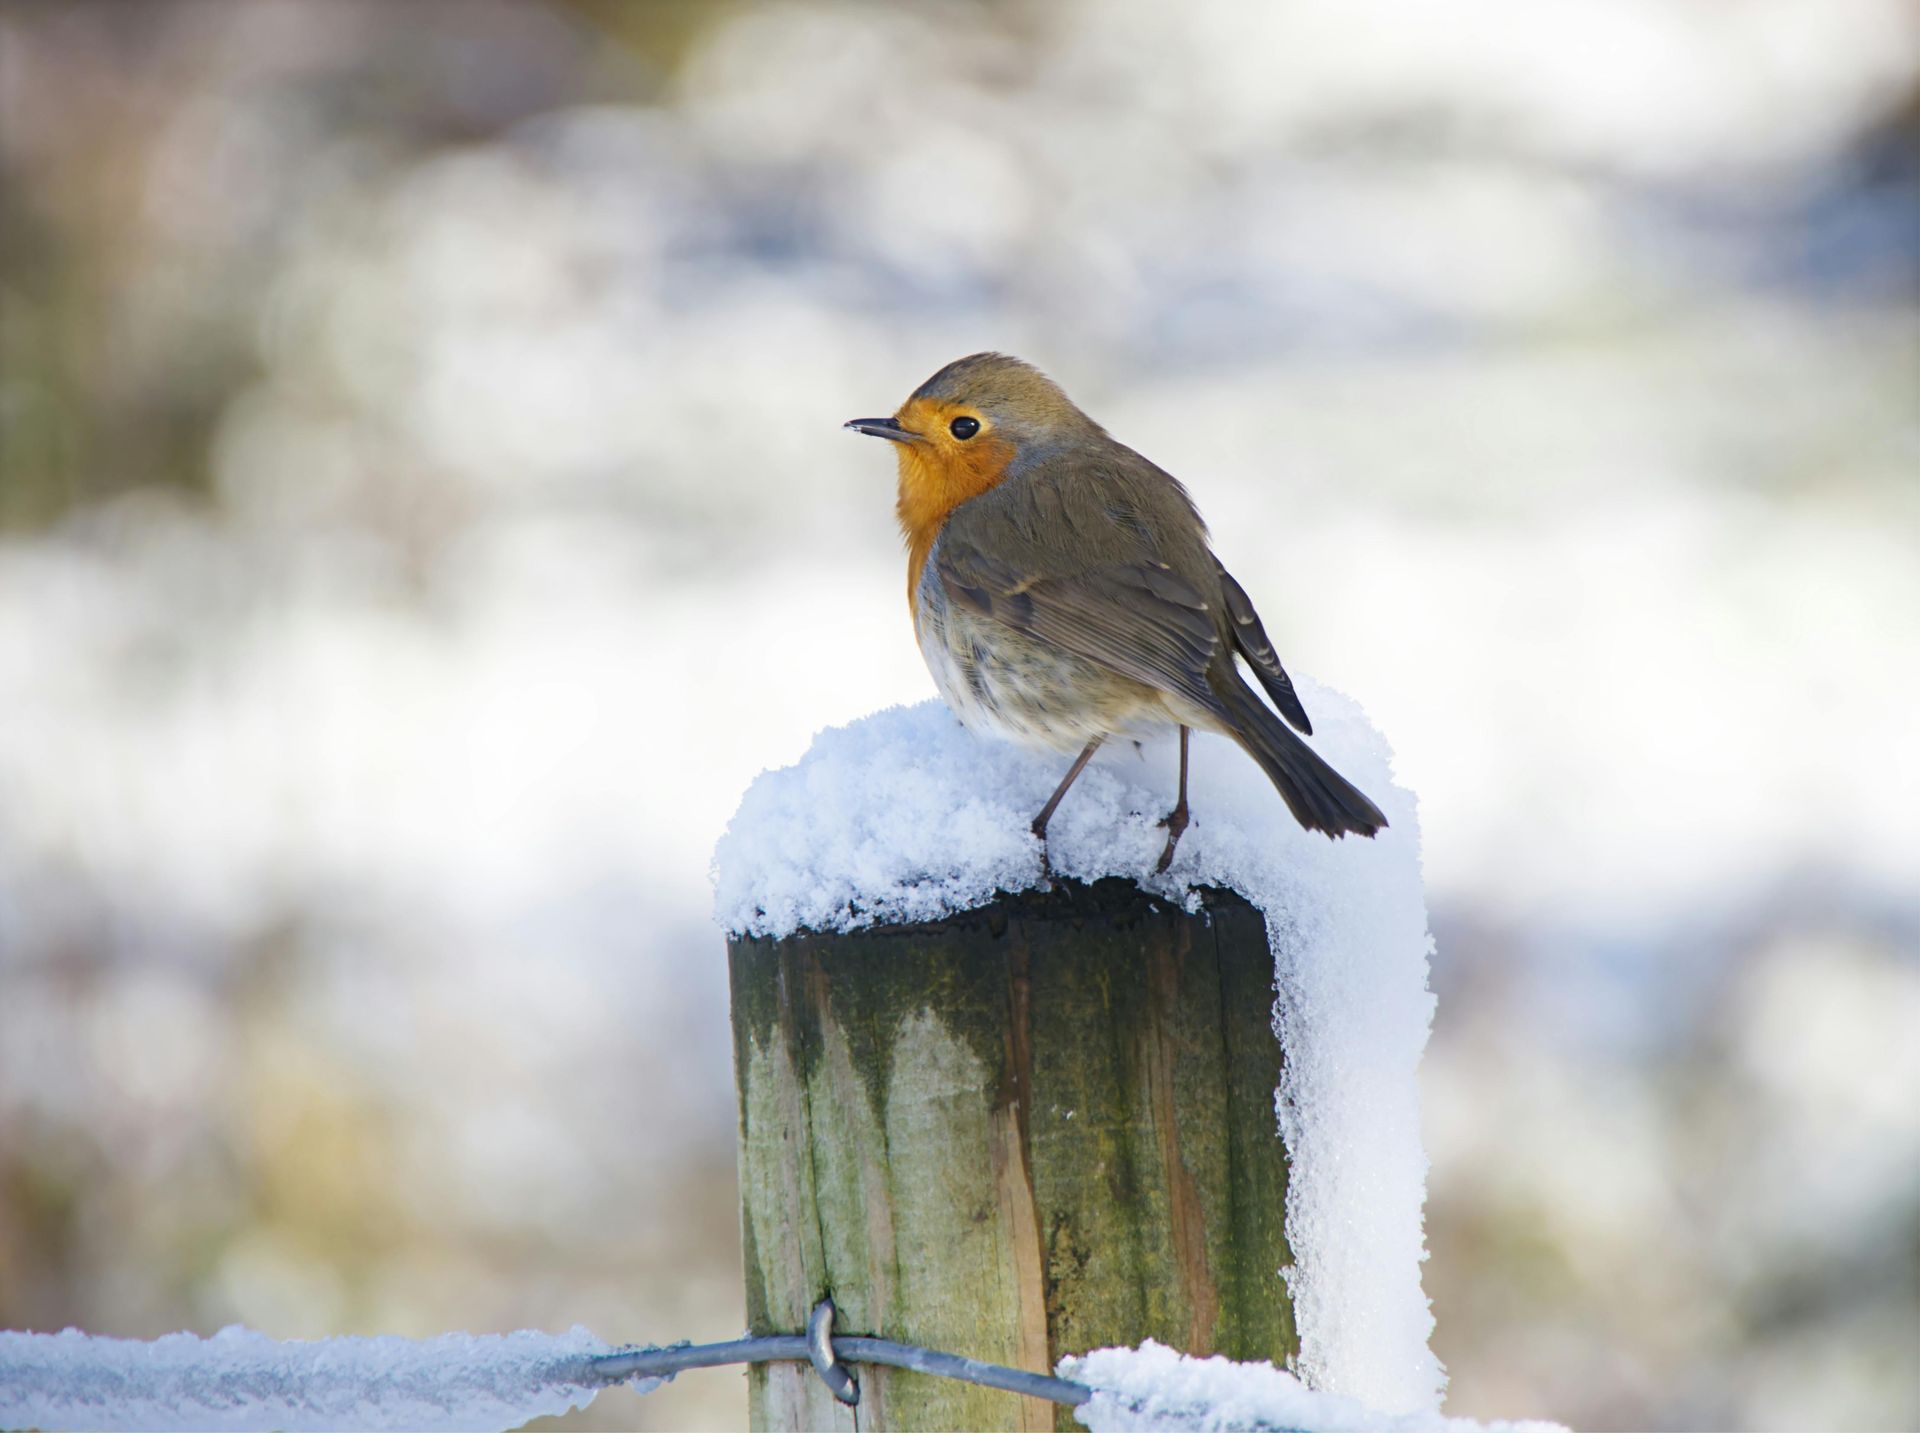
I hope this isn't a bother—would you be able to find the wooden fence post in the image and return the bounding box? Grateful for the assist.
[727,876,1297,1431]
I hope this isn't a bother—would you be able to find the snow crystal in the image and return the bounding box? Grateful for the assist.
[1064,1342,1564,1433]
[713,680,1444,1411]
[0,1325,649,1433]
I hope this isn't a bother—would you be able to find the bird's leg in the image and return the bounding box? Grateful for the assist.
[1031,737,1104,880]
[1155,725,1190,874]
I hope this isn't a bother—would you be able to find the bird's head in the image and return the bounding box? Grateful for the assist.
[846,353,1102,540]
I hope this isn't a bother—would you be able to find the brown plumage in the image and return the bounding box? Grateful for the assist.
[846,352,1385,873]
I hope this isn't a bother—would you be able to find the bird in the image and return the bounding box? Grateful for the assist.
[845,352,1385,876]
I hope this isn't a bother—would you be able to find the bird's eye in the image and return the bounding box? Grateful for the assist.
[949,416,981,440]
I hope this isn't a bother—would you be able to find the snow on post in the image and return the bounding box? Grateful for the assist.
[714,679,1445,1423]
[1064,1341,1563,1433]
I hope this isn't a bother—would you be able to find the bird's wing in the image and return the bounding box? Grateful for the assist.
[1216,561,1312,735]
[933,531,1226,718]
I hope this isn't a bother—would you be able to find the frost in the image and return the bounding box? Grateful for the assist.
[1065,1342,1564,1433]
[0,1325,647,1433]
[714,680,1443,1411]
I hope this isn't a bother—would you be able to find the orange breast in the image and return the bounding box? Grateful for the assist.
[896,433,1015,616]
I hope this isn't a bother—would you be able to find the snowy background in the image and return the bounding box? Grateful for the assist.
[1,2,1916,1430]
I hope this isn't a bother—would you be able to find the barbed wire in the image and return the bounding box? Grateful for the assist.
[583,1298,1092,1410]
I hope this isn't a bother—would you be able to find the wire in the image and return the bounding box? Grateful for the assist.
[806,1298,860,1405]
[582,1301,1093,1409]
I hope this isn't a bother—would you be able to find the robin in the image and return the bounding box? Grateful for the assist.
[846,352,1385,875]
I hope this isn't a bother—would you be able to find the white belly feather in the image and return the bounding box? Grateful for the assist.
[913,549,1172,752]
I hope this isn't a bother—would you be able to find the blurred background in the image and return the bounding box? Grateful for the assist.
[1,1,1915,1428]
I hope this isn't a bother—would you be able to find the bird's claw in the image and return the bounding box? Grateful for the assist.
[1154,803,1190,874]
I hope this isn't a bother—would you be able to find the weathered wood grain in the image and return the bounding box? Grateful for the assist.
[729,877,1295,1431]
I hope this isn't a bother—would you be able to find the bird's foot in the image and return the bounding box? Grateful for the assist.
[1154,801,1190,875]
[1029,802,1059,883]
[1032,824,1056,891]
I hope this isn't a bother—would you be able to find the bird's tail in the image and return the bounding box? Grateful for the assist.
[1215,678,1387,838]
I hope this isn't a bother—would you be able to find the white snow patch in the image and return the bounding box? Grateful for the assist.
[0,1325,647,1433]
[713,681,1443,1411]
[1065,1342,1563,1433]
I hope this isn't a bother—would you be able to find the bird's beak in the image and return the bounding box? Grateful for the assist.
[844,416,923,444]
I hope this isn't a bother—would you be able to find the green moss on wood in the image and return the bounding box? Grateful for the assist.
[729,879,1296,1432]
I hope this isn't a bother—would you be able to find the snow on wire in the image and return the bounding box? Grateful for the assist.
[0,1325,625,1433]
[0,1321,1563,1433]
[0,1313,1085,1433]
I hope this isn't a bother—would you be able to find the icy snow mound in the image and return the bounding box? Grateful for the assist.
[0,1325,644,1433]
[1065,1343,1563,1433]
[714,682,1443,1412]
